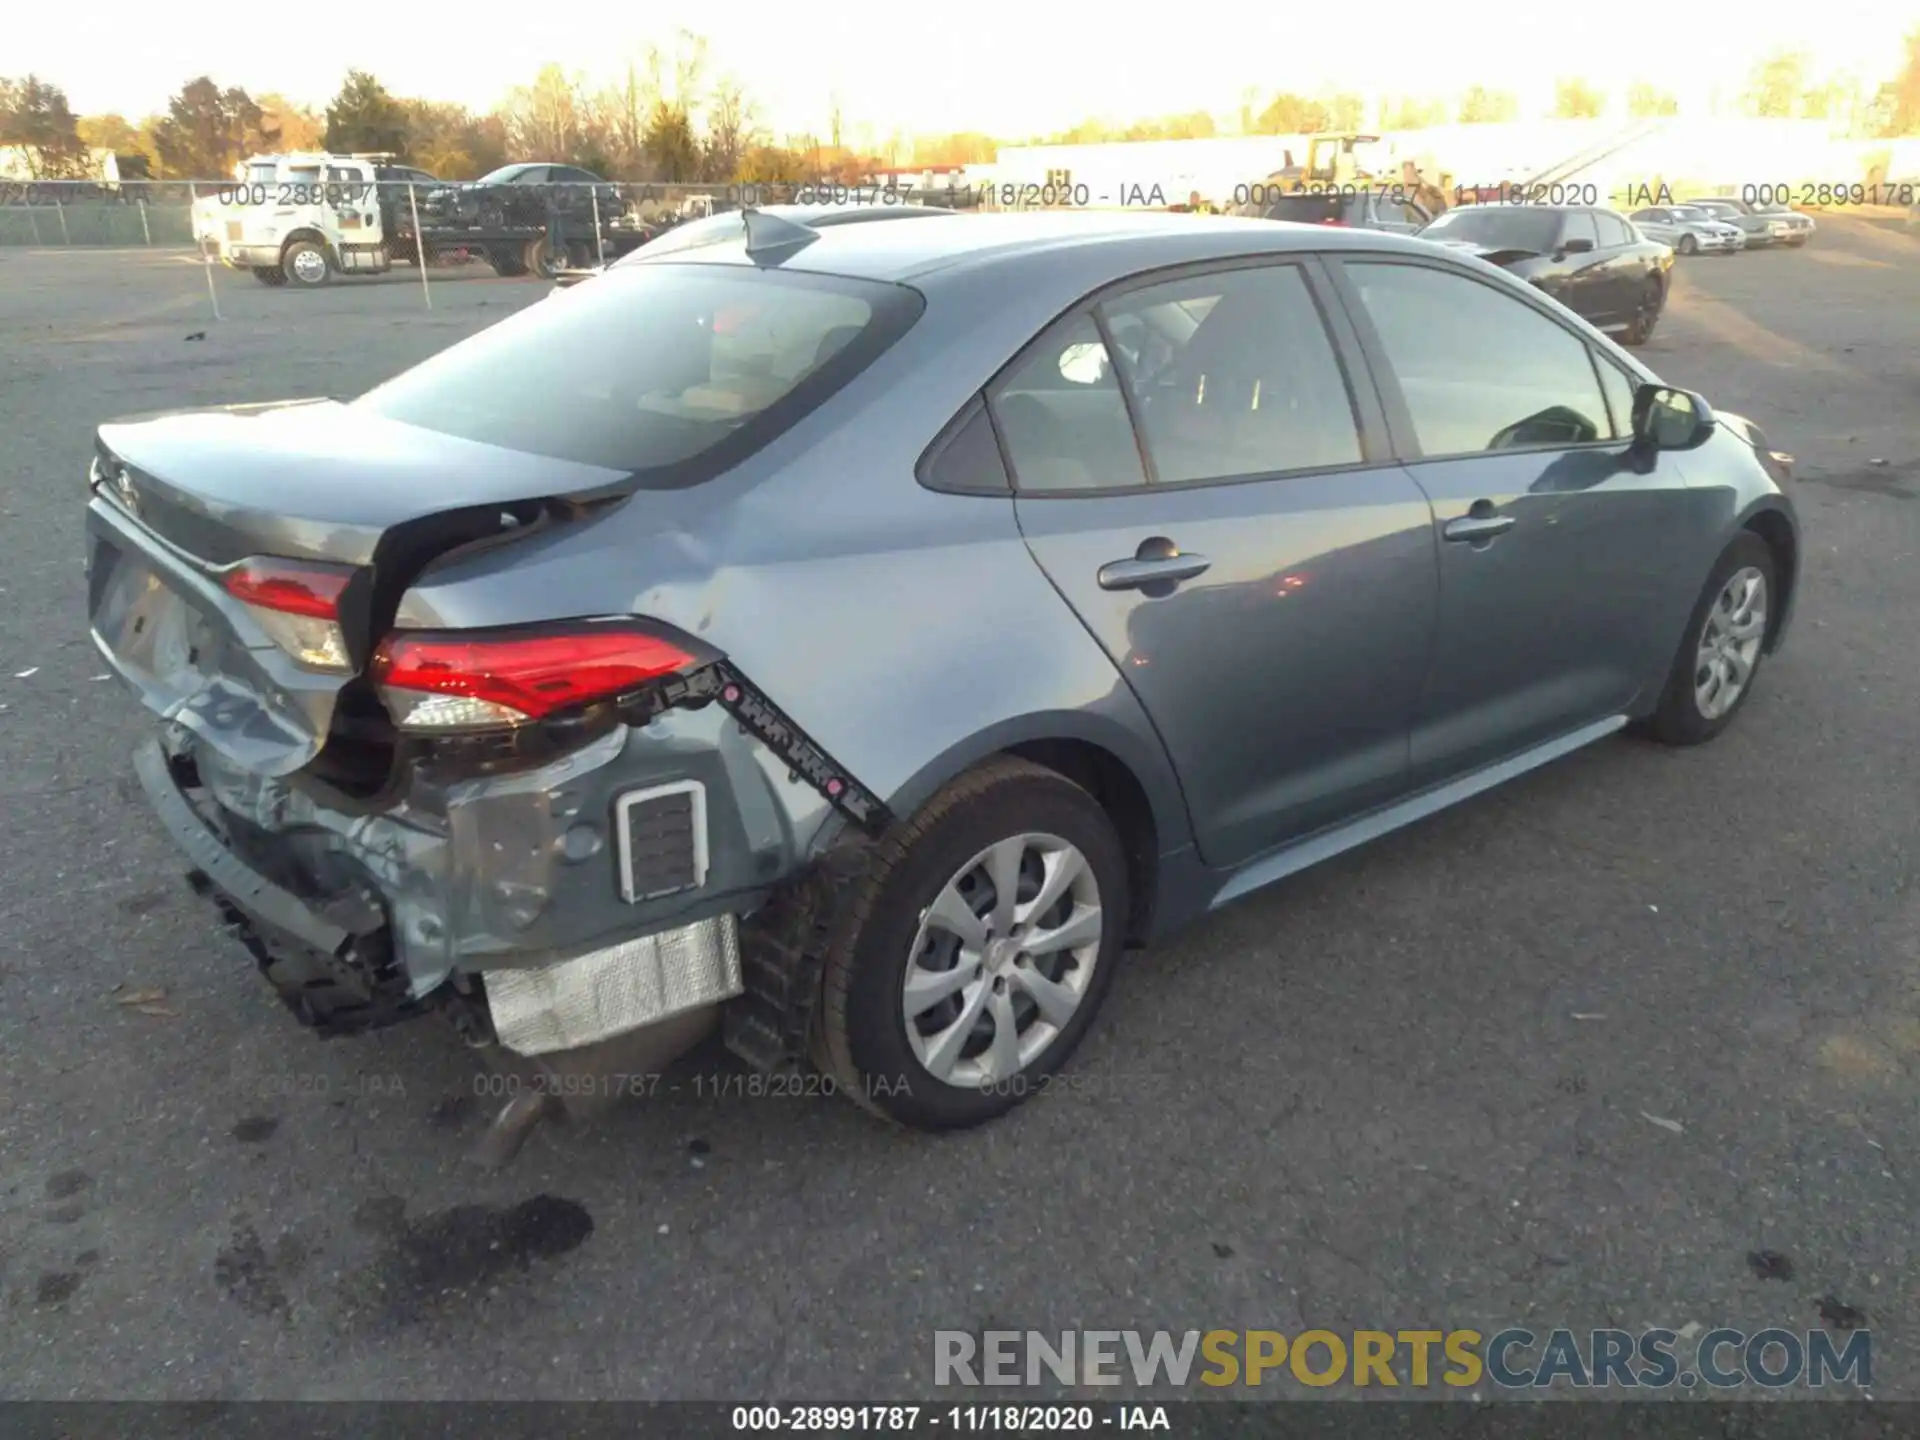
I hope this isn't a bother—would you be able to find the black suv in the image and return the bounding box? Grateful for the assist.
[1416,203,1676,345]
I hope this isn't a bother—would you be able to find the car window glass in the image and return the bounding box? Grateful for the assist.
[1560,210,1600,247]
[1345,262,1612,457]
[1396,202,1430,226]
[989,315,1148,492]
[918,400,1010,494]
[1593,353,1637,440]
[357,267,919,478]
[1099,264,1362,483]
[1595,213,1633,247]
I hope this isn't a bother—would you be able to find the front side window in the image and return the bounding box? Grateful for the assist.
[1560,210,1600,248]
[356,265,923,480]
[1344,261,1612,457]
[1099,264,1362,483]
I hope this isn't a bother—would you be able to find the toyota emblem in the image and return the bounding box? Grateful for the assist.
[113,468,139,516]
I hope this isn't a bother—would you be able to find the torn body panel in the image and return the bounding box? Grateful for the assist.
[173,690,837,999]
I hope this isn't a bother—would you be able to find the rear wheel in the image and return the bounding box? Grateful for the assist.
[486,245,528,277]
[1637,532,1776,746]
[281,239,331,288]
[1620,278,1663,346]
[816,758,1128,1131]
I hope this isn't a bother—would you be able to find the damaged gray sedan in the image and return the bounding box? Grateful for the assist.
[87,210,1799,1150]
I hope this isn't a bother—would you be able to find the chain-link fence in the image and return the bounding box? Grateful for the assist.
[0,177,991,249]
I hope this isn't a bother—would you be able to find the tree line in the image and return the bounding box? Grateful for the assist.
[3,32,1917,183]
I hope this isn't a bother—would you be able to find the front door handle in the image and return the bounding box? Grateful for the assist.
[1097,538,1212,592]
[1443,512,1516,543]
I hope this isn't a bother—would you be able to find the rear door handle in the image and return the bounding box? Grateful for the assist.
[1443,513,1516,543]
[1097,549,1212,591]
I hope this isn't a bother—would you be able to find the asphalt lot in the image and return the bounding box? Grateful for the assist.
[1,221,1917,1402]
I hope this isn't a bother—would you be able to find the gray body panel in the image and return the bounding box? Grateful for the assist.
[89,211,1800,1002]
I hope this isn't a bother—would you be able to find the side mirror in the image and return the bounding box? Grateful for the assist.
[1560,237,1595,256]
[1631,383,1716,451]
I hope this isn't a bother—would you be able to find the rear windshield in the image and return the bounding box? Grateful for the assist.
[1263,194,1346,223]
[1419,206,1561,253]
[354,264,924,481]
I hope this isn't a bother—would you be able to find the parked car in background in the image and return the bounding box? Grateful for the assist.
[1629,203,1744,255]
[423,163,624,230]
[1417,203,1674,344]
[1241,189,1433,235]
[1746,200,1815,247]
[87,211,1798,1154]
[1685,198,1791,249]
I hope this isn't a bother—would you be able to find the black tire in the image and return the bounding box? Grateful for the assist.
[1620,278,1663,347]
[251,266,286,286]
[487,246,528,277]
[1636,532,1777,746]
[816,757,1129,1131]
[1677,233,1697,255]
[523,236,557,278]
[280,239,331,288]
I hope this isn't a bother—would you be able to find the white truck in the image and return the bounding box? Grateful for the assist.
[194,151,649,287]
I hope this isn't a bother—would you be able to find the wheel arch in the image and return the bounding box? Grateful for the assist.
[877,712,1193,947]
[279,229,335,267]
[1740,501,1798,652]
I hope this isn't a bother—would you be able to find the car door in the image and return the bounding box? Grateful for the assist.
[1327,256,1718,784]
[997,259,1439,868]
[1590,211,1643,318]
[1550,208,1611,324]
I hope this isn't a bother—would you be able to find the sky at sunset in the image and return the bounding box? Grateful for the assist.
[11,1,1914,138]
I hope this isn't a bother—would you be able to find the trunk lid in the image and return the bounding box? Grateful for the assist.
[88,398,636,778]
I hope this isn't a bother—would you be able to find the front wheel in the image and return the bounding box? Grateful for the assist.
[281,239,331,288]
[1677,233,1698,255]
[1636,532,1777,746]
[817,758,1129,1131]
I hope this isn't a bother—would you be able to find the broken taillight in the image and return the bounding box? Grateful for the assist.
[221,557,354,672]
[370,621,697,731]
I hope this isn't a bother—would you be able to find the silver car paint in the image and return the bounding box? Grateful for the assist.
[96,214,1799,1009]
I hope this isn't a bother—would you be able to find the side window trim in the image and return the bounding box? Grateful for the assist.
[1089,305,1163,485]
[1323,254,1642,463]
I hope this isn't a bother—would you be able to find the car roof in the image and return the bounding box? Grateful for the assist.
[639,209,1445,285]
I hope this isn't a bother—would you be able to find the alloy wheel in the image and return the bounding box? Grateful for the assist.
[1694,566,1768,720]
[902,833,1103,1088]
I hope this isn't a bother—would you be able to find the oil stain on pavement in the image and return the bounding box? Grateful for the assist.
[345,1194,594,1325]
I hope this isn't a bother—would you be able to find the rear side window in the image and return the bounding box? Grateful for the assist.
[1100,264,1362,482]
[918,399,1010,494]
[356,266,924,482]
[1344,261,1611,458]
[989,315,1149,492]
[1594,212,1634,247]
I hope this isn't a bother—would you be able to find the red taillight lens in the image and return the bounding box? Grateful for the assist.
[222,559,351,618]
[221,557,355,672]
[371,623,696,730]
